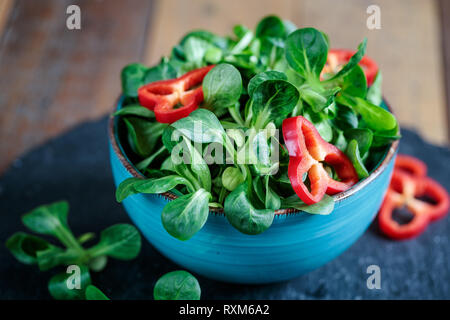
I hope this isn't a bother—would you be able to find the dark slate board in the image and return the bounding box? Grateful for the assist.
[0,117,449,300]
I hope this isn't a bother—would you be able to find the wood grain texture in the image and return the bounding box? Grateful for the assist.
[0,0,13,36]
[145,0,448,145]
[439,0,450,141]
[0,0,153,172]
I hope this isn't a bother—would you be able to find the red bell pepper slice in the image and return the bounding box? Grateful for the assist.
[138,65,215,123]
[321,49,378,86]
[378,155,450,240]
[394,154,427,178]
[282,116,359,204]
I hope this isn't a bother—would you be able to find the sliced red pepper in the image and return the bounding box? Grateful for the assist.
[394,154,427,178]
[138,65,215,123]
[321,49,378,86]
[282,116,359,204]
[378,156,450,240]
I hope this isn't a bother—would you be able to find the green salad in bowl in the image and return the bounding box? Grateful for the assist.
[113,15,400,242]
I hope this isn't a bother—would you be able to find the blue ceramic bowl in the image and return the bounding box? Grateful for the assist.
[109,97,399,284]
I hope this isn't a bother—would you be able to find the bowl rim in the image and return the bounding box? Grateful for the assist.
[109,96,399,216]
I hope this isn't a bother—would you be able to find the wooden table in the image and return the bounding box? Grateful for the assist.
[0,0,449,173]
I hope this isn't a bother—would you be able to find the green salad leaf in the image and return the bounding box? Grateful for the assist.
[154,270,201,300]
[367,71,382,106]
[85,285,110,300]
[325,38,367,81]
[224,183,274,235]
[124,117,167,157]
[285,28,328,82]
[113,105,155,119]
[247,70,287,98]
[251,79,299,128]
[87,224,141,260]
[6,232,51,265]
[337,93,398,133]
[121,63,148,98]
[203,64,242,111]
[145,57,177,83]
[6,201,142,300]
[162,189,211,240]
[346,139,369,179]
[281,194,334,215]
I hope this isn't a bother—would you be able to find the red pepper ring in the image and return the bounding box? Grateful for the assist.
[379,169,450,240]
[138,65,215,123]
[394,154,427,179]
[282,116,359,205]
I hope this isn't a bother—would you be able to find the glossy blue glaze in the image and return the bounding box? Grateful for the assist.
[109,99,397,284]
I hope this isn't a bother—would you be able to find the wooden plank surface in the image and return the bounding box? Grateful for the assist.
[0,0,153,173]
[439,0,450,141]
[0,0,13,36]
[0,0,448,174]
